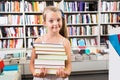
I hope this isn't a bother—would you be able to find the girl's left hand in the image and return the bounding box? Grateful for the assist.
[56,68,69,78]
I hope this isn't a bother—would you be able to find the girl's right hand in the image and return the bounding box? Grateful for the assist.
[33,67,47,78]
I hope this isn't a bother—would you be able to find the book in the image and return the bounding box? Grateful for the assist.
[33,43,65,52]
[33,43,64,48]
[3,64,18,71]
[35,59,65,66]
[35,51,66,55]
[37,54,67,60]
[34,65,65,69]
[35,47,65,52]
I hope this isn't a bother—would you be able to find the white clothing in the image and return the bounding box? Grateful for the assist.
[33,75,69,80]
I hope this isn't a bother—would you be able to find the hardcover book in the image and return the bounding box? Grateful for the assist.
[37,54,67,60]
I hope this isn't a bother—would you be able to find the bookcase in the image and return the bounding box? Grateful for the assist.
[100,0,120,48]
[0,0,119,74]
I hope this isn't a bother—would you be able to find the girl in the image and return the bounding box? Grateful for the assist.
[30,6,71,80]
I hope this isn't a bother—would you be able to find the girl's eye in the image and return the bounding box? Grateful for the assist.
[57,19,61,22]
[49,20,53,23]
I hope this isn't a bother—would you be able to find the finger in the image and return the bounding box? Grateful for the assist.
[59,68,64,77]
[42,68,47,77]
[39,68,44,78]
[44,68,47,76]
[40,67,47,78]
[56,68,61,77]
[36,73,40,77]
[63,71,69,78]
[56,68,59,76]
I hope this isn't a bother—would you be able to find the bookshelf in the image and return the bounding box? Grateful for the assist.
[0,0,119,74]
[64,0,100,50]
[100,0,120,48]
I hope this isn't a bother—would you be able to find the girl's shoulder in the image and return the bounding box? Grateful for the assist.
[34,35,44,43]
[62,37,70,46]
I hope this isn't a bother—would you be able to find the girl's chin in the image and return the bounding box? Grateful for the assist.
[52,30,59,33]
[52,29,60,32]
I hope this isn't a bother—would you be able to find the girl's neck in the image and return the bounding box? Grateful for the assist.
[43,32,62,43]
[46,32,60,38]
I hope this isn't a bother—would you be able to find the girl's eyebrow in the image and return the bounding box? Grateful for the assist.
[49,17,61,20]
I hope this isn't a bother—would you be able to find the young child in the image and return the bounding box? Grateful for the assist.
[30,6,71,80]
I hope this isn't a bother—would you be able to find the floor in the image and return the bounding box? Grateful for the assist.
[69,73,108,80]
[22,72,108,80]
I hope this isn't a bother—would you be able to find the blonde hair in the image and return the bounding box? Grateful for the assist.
[42,6,68,38]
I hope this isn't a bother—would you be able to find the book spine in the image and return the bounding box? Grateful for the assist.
[37,55,67,60]
[35,59,65,65]
[34,65,65,68]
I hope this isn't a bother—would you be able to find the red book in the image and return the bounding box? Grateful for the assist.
[0,60,4,69]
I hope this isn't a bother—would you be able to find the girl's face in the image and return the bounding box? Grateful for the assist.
[43,11,62,33]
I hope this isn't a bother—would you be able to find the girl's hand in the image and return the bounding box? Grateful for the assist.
[33,67,47,78]
[56,68,69,78]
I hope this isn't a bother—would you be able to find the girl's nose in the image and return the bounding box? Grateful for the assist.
[53,21,58,25]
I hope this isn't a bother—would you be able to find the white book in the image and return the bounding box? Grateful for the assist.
[34,43,65,52]
[0,29,3,38]
[16,39,23,48]
[33,43,64,48]
[37,55,67,60]
[35,47,65,52]
[91,14,97,23]
[36,51,66,55]
[28,38,33,48]
[34,65,65,68]
[35,59,65,65]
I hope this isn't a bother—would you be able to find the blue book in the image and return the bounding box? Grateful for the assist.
[78,39,85,46]
[3,64,18,71]
[79,1,85,11]
[109,34,120,56]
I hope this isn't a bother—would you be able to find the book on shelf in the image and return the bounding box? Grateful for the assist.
[3,64,18,71]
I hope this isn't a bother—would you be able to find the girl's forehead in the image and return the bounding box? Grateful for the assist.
[46,11,62,17]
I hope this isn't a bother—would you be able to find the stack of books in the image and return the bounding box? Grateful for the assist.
[33,43,67,74]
